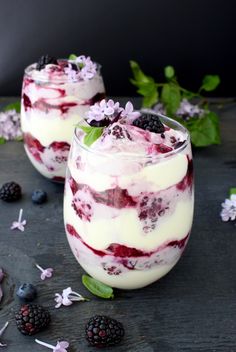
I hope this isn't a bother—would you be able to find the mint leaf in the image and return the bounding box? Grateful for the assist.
[200,75,220,92]
[77,125,94,134]
[77,125,104,146]
[82,274,114,299]
[188,111,221,147]
[164,66,175,79]
[230,188,236,196]
[69,54,77,60]
[4,101,21,113]
[0,137,5,144]
[130,61,158,108]
[161,83,181,116]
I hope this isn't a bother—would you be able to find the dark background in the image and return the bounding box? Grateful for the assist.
[0,0,235,97]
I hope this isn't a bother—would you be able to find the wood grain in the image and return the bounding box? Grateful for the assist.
[0,97,236,351]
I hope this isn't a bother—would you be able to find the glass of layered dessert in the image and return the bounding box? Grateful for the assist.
[21,55,105,181]
[64,99,194,289]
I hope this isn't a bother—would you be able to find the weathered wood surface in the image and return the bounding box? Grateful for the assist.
[0,97,236,352]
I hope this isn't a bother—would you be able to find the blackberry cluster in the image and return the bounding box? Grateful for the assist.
[15,304,50,335]
[133,113,165,133]
[85,315,124,347]
[36,55,58,70]
[0,181,21,202]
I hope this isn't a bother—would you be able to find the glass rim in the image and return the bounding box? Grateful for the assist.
[24,59,102,84]
[73,112,191,160]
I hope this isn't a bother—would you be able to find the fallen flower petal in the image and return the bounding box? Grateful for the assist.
[11,209,26,232]
[35,339,69,352]
[54,287,88,308]
[0,321,9,347]
[35,264,54,280]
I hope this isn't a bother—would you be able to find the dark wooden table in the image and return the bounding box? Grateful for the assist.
[0,97,236,352]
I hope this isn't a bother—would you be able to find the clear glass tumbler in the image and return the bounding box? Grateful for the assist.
[64,114,194,289]
[21,58,105,181]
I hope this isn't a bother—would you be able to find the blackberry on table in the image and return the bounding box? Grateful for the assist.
[133,113,165,134]
[0,181,22,202]
[15,304,50,335]
[85,315,124,347]
[36,55,58,70]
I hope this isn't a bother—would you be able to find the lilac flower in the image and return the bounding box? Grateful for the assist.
[152,103,166,115]
[66,55,97,82]
[55,287,87,308]
[176,99,205,119]
[0,321,9,347]
[0,269,5,304]
[35,339,69,352]
[11,209,26,232]
[86,99,121,123]
[0,109,22,141]
[220,194,236,222]
[35,264,54,280]
[120,101,140,122]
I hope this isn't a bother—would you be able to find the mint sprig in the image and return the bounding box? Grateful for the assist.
[78,125,103,147]
[82,274,114,299]
[230,188,236,196]
[68,53,77,60]
[129,61,221,147]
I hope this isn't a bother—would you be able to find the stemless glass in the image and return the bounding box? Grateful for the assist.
[21,60,105,182]
[64,115,194,289]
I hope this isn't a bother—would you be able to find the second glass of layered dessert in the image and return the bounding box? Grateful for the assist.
[21,55,105,181]
[64,100,194,289]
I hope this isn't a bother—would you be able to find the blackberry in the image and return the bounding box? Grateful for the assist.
[16,283,37,302]
[85,315,124,347]
[0,181,22,202]
[133,113,165,134]
[15,304,50,335]
[36,55,58,70]
[106,124,132,140]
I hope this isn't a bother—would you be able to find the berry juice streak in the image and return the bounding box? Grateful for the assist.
[64,152,194,288]
[21,71,105,180]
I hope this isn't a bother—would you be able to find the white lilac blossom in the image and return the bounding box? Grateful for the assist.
[65,55,97,82]
[11,209,26,232]
[35,264,53,280]
[0,269,4,304]
[0,321,9,347]
[35,339,69,352]
[86,99,138,124]
[55,287,87,308]
[0,109,22,141]
[120,101,140,122]
[220,194,236,222]
[152,103,166,115]
[176,99,205,119]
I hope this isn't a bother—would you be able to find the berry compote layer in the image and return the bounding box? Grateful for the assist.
[64,100,194,289]
[21,55,105,180]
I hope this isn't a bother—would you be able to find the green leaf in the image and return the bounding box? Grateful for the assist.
[161,83,181,116]
[129,61,158,108]
[188,111,221,147]
[68,53,77,60]
[77,125,104,146]
[0,137,5,144]
[82,275,114,299]
[164,66,175,79]
[4,101,21,113]
[230,188,236,196]
[200,75,220,92]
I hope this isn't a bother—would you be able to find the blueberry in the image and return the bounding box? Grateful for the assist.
[16,283,37,301]
[32,190,47,204]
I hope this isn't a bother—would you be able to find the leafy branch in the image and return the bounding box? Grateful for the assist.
[129,61,221,147]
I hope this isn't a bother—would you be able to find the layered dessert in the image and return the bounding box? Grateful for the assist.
[21,55,105,181]
[64,100,194,289]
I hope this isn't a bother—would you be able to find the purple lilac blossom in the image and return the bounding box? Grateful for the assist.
[0,110,22,141]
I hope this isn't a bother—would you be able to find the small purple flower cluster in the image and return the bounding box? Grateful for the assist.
[86,99,139,124]
[221,194,236,222]
[65,55,97,82]
[0,109,22,141]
